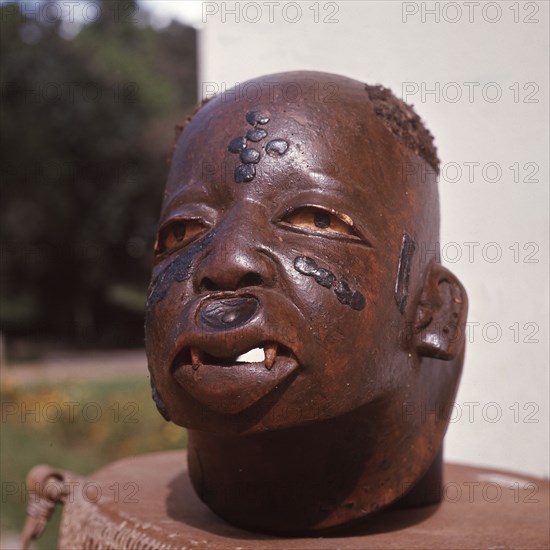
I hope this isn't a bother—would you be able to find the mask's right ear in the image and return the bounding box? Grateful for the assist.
[413,262,468,360]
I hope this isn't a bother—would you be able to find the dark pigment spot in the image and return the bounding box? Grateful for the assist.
[394,232,416,314]
[334,280,366,311]
[293,256,335,289]
[294,256,317,276]
[147,231,215,306]
[234,163,256,183]
[227,112,289,183]
[294,256,365,311]
[228,136,247,153]
[246,111,270,125]
[240,148,261,164]
[246,128,267,142]
[265,139,289,156]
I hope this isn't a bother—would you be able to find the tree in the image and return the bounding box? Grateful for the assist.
[0,0,197,348]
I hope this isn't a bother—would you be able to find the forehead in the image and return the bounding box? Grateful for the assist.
[164,74,420,228]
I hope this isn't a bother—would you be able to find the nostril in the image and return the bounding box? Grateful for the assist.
[198,272,264,292]
[238,273,264,289]
[199,278,218,292]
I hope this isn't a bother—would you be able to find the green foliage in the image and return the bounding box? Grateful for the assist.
[0,1,197,348]
[1,376,187,549]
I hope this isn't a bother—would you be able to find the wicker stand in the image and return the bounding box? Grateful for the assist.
[56,450,549,549]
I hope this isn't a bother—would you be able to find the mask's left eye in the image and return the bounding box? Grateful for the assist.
[154,219,207,256]
[277,205,373,246]
[280,206,356,237]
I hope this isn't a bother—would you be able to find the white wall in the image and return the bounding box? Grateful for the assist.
[195,0,549,478]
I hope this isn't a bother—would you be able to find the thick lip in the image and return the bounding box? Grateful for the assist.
[172,342,300,414]
[195,292,260,330]
[169,290,306,414]
[170,290,306,365]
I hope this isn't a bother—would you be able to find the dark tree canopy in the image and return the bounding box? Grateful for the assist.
[0,0,197,349]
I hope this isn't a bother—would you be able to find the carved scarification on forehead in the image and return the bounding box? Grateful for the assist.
[246,128,267,142]
[246,111,269,125]
[227,110,290,183]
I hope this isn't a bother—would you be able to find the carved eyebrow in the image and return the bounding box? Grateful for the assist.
[302,171,347,192]
[161,186,212,215]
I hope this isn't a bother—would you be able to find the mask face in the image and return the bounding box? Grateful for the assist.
[144,73,441,435]
[143,72,468,533]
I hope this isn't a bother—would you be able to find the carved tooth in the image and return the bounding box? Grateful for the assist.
[264,343,278,370]
[190,348,203,370]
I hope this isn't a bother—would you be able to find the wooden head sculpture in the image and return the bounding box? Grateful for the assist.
[144,71,468,534]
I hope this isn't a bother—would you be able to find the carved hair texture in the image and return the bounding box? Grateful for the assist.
[364,84,440,173]
[169,77,440,174]
[169,96,214,164]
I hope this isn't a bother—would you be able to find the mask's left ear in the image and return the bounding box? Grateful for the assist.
[413,262,468,360]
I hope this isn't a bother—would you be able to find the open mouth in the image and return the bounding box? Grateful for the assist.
[172,342,300,414]
[179,342,295,371]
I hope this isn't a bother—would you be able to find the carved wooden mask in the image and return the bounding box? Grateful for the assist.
[144,71,468,533]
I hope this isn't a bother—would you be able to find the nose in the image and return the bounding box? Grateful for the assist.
[193,219,276,292]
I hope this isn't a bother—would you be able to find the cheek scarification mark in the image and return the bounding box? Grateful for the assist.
[147,232,216,306]
[150,378,169,421]
[228,111,290,183]
[394,232,416,314]
[294,256,336,288]
[294,256,366,311]
[334,280,366,310]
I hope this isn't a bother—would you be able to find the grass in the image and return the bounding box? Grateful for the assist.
[1,375,187,549]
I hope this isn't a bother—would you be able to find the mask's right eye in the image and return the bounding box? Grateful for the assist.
[154,219,207,256]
